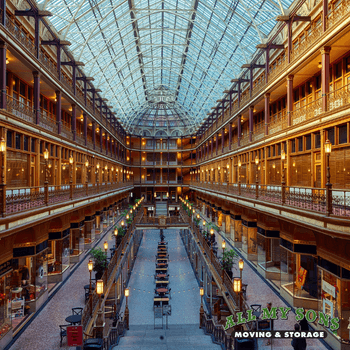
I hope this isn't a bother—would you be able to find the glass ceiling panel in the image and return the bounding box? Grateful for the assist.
[39,0,294,134]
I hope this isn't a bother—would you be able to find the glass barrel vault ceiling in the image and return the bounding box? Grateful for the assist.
[39,0,294,135]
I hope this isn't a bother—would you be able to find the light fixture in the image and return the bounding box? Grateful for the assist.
[85,160,89,167]
[197,214,200,219]
[324,139,332,154]
[238,160,242,167]
[318,62,322,69]
[210,228,214,236]
[281,150,286,161]
[69,154,74,164]
[97,163,100,169]
[227,164,229,169]
[0,138,5,153]
[43,148,49,160]
[103,241,108,251]
[125,288,130,298]
[121,220,125,227]
[255,156,259,165]
[88,259,93,272]
[105,165,108,170]
[200,287,204,296]
[6,57,9,64]
[233,277,242,293]
[239,258,244,271]
[96,280,103,295]
[126,214,129,220]
[203,220,206,226]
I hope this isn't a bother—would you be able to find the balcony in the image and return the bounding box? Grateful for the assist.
[1,182,133,217]
[191,181,350,218]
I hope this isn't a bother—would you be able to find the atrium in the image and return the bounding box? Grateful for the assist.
[0,0,349,349]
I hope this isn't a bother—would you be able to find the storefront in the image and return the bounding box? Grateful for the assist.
[241,219,258,263]
[0,235,14,349]
[69,221,85,263]
[257,226,280,287]
[95,211,102,234]
[10,226,49,330]
[47,228,70,284]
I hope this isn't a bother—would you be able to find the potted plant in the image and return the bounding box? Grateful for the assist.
[90,248,108,280]
[113,225,125,246]
[221,249,238,280]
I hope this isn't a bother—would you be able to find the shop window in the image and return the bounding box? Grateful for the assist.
[328,128,335,144]
[20,82,25,97]
[305,135,311,150]
[15,134,21,150]
[277,143,281,156]
[335,61,342,79]
[294,89,299,102]
[315,132,321,148]
[272,146,275,157]
[346,56,350,73]
[298,137,303,152]
[301,85,305,98]
[291,139,296,153]
[338,124,347,144]
[31,138,36,153]
[23,136,28,151]
[7,130,13,148]
[316,75,321,90]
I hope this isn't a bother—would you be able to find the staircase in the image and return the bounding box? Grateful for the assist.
[113,324,222,349]
[156,202,168,216]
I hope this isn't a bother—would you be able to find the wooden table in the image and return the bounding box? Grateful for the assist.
[65,314,82,325]
[156,280,169,284]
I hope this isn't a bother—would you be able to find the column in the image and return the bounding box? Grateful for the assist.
[1,0,6,26]
[106,134,108,155]
[56,90,61,134]
[216,133,219,155]
[83,79,87,105]
[33,71,40,124]
[0,42,7,109]
[287,75,293,127]
[100,128,103,152]
[237,82,241,109]
[34,15,40,59]
[71,104,76,141]
[249,68,253,97]
[237,116,241,147]
[83,113,87,146]
[323,0,328,32]
[229,123,232,150]
[72,65,76,95]
[321,46,331,112]
[57,44,61,80]
[264,93,270,136]
[265,48,270,84]
[221,127,224,153]
[211,139,213,157]
[287,20,292,64]
[92,122,96,150]
[249,106,254,142]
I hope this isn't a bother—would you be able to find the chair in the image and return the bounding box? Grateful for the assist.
[72,307,83,315]
[59,324,69,346]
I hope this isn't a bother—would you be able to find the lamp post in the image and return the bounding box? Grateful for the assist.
[114,227,118,249]
[238,159,241,196]
[96,162,100,190]
[0,137,6,217]
[69,153,74,199]
[88,259,93,315]
[104,241,108,266]
[199,287,204,328]
[125,288,130,329]
[222,240,226,281]
[255,156,259,199]
[233,277,242,312]
[95,279,104,338]
[239,258,244,281]
[43,148,49,205]
[325,139,332,216]
[281,150,286,204]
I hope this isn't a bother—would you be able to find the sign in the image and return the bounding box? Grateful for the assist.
[322,280,336,298]
[67,326,83,347]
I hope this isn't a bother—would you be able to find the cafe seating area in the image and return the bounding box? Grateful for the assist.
[154,231,171,317]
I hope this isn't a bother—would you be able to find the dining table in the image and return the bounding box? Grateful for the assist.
[156,288,168,294]
[65,314,82,325]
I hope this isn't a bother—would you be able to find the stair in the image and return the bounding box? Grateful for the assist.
[156,202,168,216]
[113,324,222,350]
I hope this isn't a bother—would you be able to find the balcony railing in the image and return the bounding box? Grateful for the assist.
[190,181,350,218]
[6,95,35,123]
[290,98,322,126]
[1,182,133,217]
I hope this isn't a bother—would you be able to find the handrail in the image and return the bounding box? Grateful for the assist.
[190,181,350,218]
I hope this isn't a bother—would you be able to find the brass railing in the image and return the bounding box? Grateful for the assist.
[190,181,350,218]
[2,182,133,217]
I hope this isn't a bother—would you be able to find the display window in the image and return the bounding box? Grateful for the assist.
[0,263,12,339]
[317,258,350,345]
[257,230,281,287]
[84,217,96,245]
[241,220,257,262]
[9,248,48,329]
[280,239,318,309]
[48,234,70,275]
[70,224,84,258]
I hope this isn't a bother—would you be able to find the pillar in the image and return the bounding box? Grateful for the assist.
[287,20,292,64]
[83,80,87,105]
[100,128,103,152]
[92,122,96,150]
[1,0,6,26]
[237,116,241,147]
[321,46,331,112]
[92,91,95,114]
[265,48,270,84]
[264,93,270,136]
[83,113,87,146]
[72,65,76,95]
[33,71,40,124]
[287,75,293,127]
[0,42,7,109]
[221,128,224,152]
[323,0,328,32]
[71,104,76,141]
[216,133,219,155]
[57,45,61,80]
[229,123,232,150]
[249,68,253,97]
[237,82,241,109]
[56,90,61,134]
[34,15,40,59]
[249,106,254,142]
